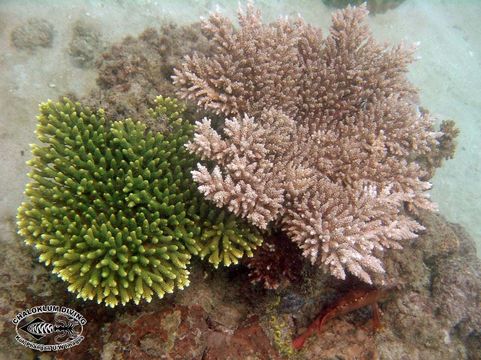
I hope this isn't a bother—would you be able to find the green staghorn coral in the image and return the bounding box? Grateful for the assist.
[195,206,262,268]
[17,97,261,307]
[150,98,263,268]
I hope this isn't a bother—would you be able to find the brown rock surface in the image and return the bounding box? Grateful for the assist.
[81,22,210,129]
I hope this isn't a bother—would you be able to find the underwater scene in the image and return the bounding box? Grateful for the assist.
[0,0,480,359]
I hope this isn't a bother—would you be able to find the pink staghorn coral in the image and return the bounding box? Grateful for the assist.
[173,4,439,284]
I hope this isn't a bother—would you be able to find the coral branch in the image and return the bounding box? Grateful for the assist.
[174,4,445,284]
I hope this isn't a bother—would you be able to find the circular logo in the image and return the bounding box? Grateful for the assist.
[12,305,86,351]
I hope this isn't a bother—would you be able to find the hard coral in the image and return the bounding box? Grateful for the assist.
[417,117,459,180]
[174,4,443,284]
[323,0,406,14]
[17,97,261,307]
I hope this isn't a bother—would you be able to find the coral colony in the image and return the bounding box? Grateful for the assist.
[174,4,440,284]
[18,4,445,306]
[17,97,260,307]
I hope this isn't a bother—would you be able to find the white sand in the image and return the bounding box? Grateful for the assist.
[0,0,479,253]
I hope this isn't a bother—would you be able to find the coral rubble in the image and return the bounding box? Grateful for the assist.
[174,4,443,284]
[68,20,104,69]
[10,18,54,50]
[275,212,481,359]
[83,23,209,128]
[17,97,261,307]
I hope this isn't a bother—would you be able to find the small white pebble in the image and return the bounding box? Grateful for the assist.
[443,329,451,344]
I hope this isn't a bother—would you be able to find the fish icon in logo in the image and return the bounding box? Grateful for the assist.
[19,313,82,343]
[13,305,86,351]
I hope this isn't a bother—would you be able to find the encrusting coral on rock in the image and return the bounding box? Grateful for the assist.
[17,97,261,307]
[174,4,446,284]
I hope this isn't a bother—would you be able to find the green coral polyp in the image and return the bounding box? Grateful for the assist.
[147,97,263,266]
[17,97,261,307]
[196,207,263,268]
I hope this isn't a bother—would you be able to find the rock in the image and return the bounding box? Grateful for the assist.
[279,211,481,360]
[104,306,208,360]
[10,18,54,50]
[82,22,210,128]
[204,315,282,360]
[68,20,103,68]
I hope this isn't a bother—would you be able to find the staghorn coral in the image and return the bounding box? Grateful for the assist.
[417,117,459,180]
[195,206,263,268]
[174,4,444,284]
[17,97,261,307]
[322,0,406,14]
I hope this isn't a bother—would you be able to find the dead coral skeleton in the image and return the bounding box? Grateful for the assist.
[173,4,439,284]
